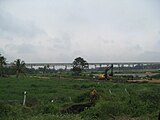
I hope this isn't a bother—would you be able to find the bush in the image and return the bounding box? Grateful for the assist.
[26,97,40,107]
[0,104,32,120]
[73,92,89,103]
[80,106,101,120]
[81,101,129,120]
[0,104,12,117]
[38,103,59,114]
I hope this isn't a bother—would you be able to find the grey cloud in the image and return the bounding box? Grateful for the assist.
[50,33,72,50]
[0,10,44,40]
[133,44,142,51]
[136,51,160,61]
[98,37,114,44]
[5,43,36,54]
[157,40,160,46]
[0,0,160,62]
[0,47,15,62]
[0,48,5,55]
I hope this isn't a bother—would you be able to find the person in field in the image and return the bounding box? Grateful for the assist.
[90,88,98,103]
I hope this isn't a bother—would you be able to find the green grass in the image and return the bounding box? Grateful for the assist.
[0,76,160,120]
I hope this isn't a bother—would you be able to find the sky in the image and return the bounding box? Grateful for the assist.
[0,0,160,63]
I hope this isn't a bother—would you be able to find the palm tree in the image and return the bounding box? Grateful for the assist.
[0,54,6,77]
[14,59,26,78]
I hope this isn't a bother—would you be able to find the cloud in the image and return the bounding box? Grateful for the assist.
[137,51,160,61]
[5,43,36,54]
[50,33,72,50]
[0,9,44,40]
[0,0,160,62]
[0,48,5,55]
[4,43,41,62]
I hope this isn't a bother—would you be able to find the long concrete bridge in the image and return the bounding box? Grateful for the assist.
[25,62,160,70]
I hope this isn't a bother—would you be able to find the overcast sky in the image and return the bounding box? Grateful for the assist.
[0,0,160,63]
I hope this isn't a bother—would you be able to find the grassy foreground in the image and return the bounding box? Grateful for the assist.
[0,76,160,120]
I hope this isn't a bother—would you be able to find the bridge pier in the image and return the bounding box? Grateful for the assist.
[95,65,97,69]
[99,64,102,68]
[65,65,67,71]
[52,66,55,70]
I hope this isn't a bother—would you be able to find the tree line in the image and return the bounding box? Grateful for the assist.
[0,53,89,78]
[0,54,26,78]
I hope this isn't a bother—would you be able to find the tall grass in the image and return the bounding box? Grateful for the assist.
[0,76,160,119]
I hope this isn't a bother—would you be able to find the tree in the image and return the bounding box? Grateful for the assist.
[14,59,26,78]
[72,57,89,75]
[0,54,7,77]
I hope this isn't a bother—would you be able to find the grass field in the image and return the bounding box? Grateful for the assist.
[0,76,160,120]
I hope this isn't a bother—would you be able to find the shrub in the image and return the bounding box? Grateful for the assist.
[81,101,129,120]
[0,104,12,117]
[39,103,59,114]
[0,104,30,120]
[73,92,89,103]
[80,106,101,120]
[26,97,40,107]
